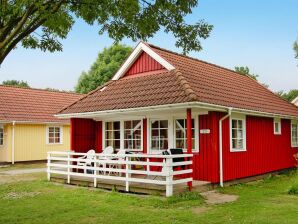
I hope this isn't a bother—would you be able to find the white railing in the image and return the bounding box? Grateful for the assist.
[47,151,193,197]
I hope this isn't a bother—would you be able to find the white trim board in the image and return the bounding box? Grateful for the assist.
[112,42,175,80]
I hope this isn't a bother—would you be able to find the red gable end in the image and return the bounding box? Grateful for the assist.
[124,51,165,77]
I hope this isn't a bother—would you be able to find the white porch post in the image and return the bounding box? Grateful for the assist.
[165,157,173,197]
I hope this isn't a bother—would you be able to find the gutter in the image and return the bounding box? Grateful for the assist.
[55,101,298,120]
[11,121,15,164]
[219,108,232,187]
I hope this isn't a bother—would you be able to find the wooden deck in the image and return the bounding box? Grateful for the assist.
[50,174,212,196]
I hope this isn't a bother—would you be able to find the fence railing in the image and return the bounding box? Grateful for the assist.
[47,151,193,197]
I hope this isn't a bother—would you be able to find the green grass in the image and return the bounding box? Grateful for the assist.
[0,170,297,224]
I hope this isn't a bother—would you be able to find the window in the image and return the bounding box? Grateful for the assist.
[274,118,281,135]
[0,126,3,146]
[174,119,196,151]
[47,126,62,144]
[124,120,142,150]
[291,122,298,147]
[230,117,246,152]
[150,120,168,150]
[105,121,120,150]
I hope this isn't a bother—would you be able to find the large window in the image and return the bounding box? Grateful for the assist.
[124,120,142,150]
[105,121,120,150]
[230,117,246,152]
[291,122,298,147]
[150,120,168,150]
[47,126,62,144]
[174,119,196,151]
[0,126,3,146]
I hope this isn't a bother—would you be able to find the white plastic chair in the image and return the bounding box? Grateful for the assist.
[77,149,96,174]
[112,149,127,176]
[98,146,114,175]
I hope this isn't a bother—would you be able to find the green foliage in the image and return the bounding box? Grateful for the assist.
[276,89,298,102]
[0,0,213,64]
[75,44,132,93]
[234,66,259,81]
[288,184,298,195]
[294,41,298,59]
[2,80,30,88]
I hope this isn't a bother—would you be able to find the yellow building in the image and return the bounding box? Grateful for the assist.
[0,85,83,163]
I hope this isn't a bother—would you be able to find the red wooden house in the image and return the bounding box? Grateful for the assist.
[57,42,298,186]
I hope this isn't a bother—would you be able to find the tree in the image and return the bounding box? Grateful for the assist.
[234,66,259,81]
[276,89,298,102]
[0,1,213,65]
[2,79,30,88]
[294,41,298,59]
[75,44,132,93]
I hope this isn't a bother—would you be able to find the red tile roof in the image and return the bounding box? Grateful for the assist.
[59,43,298,118]
[0,85,83,123]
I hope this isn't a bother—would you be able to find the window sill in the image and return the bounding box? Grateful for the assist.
[230,148,246,152]
[46,143,63,145]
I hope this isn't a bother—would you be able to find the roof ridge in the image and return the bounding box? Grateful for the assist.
[170,69,198,102]
[58,80,115,114]
[148,43,257,79]
[0,84,83,95]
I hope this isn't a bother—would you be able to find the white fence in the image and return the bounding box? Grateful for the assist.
[47,151,193,197]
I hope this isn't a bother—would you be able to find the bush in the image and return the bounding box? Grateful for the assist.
[288,184,298,195]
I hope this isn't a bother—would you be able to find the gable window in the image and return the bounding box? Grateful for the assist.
[230,116,246,152]
[47,126,62,144]
[274,118,281,135]
[105,121,120,150]
[0,126,3,146]
[174,119,197,152]
[150,120,168,150]
[291,121,298,147]
[124,120,142,151]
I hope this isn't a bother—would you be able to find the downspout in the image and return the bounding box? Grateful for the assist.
[11,121,16,164]
[219,108,232,187]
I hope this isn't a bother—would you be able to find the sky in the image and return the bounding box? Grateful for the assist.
[0,0,297,92]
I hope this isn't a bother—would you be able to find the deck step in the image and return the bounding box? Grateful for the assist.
[50,174,212,196]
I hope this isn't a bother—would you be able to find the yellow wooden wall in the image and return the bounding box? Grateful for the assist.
[0,123,70,162]
[0,125,12,162]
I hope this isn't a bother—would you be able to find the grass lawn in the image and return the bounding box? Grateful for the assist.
[0,168,297,224]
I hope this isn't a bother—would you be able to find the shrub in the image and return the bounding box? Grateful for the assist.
[288,184,298,195]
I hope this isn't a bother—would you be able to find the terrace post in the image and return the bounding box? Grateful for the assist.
[186,108,193,191]
[47,152,51,181]
[165,157,173,197]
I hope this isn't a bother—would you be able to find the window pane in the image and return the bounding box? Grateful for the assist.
[151,120,159,129]
[114,130,120,139]
[151,139,159,150]
[49,138,54,143]
[237,130,243,138]
[55,137,60,143]
[124,121,132,129]
[237,139,243,149]
[176,119,184,129]
[238,120,242,129]
[232,139,237,149]
[114,140,120,149]
[55,127,60,132]
[134,140,142,150]
[160,129,168,138]
[176,130,184,138]
[232,129,237,138]
[49,127,54,132]
[160,120,168,129]
[160,138,168,149]
[176,139,185,149]
[55,133,60,138]
[232,120,237,129]
[133,120,141,128]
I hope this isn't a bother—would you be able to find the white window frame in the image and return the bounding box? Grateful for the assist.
[149,119,169,152]
[46,126,63,144]
[230,114,246,152]
[273,118,281,135]
[104,121,121,150]
[103,119,143,152]
[173,117,199,153]
[0,125,4,147]
[291,120,298,148]
[123,120,143,151]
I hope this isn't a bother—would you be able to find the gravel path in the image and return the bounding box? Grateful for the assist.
[0,168,46,175]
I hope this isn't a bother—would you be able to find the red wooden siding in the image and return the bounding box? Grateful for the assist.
[124,51,164,77]
[222,116,296,181]
[70,118,103,153]
[94,121,103,153]
[70,113,297,183]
